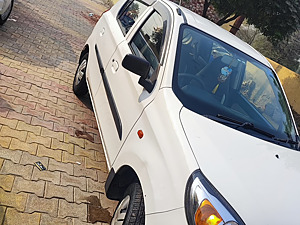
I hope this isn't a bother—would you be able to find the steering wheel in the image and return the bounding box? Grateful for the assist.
[182,31,193,45]
[178,73,206,89]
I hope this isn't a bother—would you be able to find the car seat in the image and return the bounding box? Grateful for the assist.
[196,55,237,103]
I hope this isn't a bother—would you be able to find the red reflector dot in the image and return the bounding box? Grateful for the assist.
[137,130,144,139]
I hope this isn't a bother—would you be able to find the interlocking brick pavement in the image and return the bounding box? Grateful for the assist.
[0,0,117,224]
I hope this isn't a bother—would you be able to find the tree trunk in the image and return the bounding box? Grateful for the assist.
[216,10,236,25]
[202,0,211,18]
[230,15,245,35]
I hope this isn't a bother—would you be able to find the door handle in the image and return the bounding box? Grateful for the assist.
[100,27,105,36]
[112,59,119,72]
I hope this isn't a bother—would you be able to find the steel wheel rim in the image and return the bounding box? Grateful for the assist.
[75,59,87,86]
[111,195,130,225]
[1,1,12,20]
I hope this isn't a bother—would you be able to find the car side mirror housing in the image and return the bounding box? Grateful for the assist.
[122,54,150,79]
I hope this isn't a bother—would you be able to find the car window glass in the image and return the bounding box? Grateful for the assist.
[173,25,297,144]
[118,0,147,35]
[241,62,280,129]
[130,11,165,78]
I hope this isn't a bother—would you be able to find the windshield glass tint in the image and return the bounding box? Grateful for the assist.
[173,25,297,144]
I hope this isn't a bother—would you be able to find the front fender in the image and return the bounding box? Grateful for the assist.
[111,88,198,214]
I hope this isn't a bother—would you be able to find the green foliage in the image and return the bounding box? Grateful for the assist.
[253,32,300,72]
[212,0,300,43]
[237,25,300,72]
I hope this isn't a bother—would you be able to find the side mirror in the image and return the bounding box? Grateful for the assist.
[122,54,150,79]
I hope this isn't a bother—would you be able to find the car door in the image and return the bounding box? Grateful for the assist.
[94,1,171,165]
[87,0,148,96]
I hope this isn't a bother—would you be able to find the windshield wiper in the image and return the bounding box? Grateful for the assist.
[203,114,274,138]
[272,137,299,145]
[206,114,299,146]
[214,114,275,138]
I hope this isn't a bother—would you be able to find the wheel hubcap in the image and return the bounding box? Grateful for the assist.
[1,1,12,20]
[111,195,130,225]
[75,59,87,86]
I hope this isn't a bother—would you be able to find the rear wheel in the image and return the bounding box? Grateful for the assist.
[73,53,88,96]
[0,0,14,25]
[111,183,145,225]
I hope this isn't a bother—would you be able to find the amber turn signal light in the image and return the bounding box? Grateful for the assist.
[195,199,223,225]
[137,130,144,139]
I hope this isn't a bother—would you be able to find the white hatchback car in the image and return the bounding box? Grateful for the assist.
[73,0,300,224]
[0,0,13,25]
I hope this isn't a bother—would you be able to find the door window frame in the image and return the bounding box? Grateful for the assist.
[117,0,150,36]
[125,2,172,88]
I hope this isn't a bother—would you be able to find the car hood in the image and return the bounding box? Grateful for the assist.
[180,107,300,224]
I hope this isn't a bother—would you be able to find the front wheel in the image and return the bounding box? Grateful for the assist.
[0,0,14,25]
[111,183,145,225]
[73,53,88,96]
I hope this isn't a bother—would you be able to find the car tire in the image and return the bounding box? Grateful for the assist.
[73,53,88,96]
[111,183,145,225]
[0,0,14,25]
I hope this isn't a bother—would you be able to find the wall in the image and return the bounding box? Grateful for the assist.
[268,59,300,114]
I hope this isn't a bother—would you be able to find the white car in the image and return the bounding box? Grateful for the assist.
[0,0,13,25]
[73,0,300,224]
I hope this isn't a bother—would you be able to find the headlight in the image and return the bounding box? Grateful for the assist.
[185,170,245,225]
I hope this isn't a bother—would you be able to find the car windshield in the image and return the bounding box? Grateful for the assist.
[173,25,298,149]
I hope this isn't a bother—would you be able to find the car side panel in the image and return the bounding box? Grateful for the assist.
[85,11,125,95]
[145,207,187,225]
[93,40,147,164]
[88,0,175,166]
[111,88,198,214]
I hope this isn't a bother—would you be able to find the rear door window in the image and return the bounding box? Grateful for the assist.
[118,0,148,35]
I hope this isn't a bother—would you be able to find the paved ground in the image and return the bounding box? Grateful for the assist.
[0,0,117,224]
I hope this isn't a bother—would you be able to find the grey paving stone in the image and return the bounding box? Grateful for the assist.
[48,158,74,175]
[87,178,104,193]
[12,176,45,197]
[0,160,33,180]
[74,187,100,204]
[45,181,74,202]
[74,164,97,181]
[0,147,22,163]
[58,199,87,221]
[31,166,60,185]
[61,172,87,191]
[40,213,72,225]
[20,151,49,168]
[25,194,59,217]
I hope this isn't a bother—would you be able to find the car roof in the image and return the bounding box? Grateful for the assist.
[162,0,271,67]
